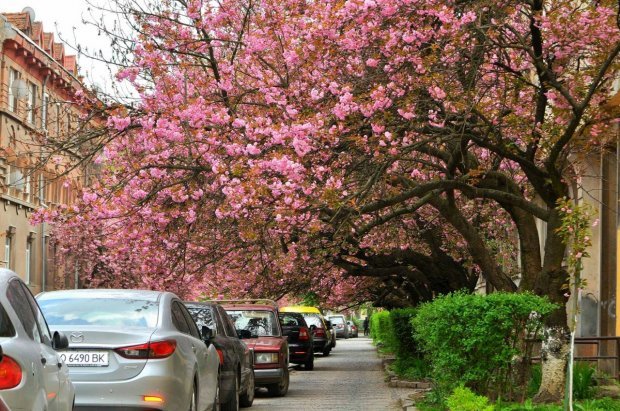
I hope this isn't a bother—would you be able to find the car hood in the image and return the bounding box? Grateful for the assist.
[243,337,285,350]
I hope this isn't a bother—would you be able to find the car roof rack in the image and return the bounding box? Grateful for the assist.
[207,299,278,307]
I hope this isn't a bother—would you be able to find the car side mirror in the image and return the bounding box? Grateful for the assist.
[52,331,69,350]
[201,326,214,344]
[237,329,252,339]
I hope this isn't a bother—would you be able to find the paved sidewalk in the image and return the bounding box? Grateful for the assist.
[250,337,415,410]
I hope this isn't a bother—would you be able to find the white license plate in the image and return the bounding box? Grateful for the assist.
[59,351,109,367]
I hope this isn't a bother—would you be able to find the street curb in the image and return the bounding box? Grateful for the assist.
[376,350,430,410]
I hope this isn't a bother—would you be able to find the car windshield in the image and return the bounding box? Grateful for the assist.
[330,317,345,325]
[226,309,280,337]
[38,298,159,328]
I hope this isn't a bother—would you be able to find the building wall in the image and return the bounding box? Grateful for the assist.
[578,154,604,337]
[0,11,88,293]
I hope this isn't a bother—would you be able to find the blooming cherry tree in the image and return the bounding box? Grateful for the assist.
[39,0,620,401]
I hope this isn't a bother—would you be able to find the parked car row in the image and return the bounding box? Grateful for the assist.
[0,269,342,410]
[281,306,336,356]
[325,315,360,339]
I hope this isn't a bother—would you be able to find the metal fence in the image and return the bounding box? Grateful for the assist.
[530,336,620,380]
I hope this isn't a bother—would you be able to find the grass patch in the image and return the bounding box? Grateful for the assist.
[415,397,620,411]
[390,355,431,380]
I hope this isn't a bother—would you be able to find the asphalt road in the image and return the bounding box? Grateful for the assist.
[250,337,409,411]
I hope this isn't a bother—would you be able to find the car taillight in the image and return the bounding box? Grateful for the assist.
[116,340,176,359]
[0,355,22,389]
[314,327,326,338]
[299,327,309,341]
[216,348,224,365]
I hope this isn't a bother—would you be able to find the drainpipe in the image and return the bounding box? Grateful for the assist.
[40,73,50,292]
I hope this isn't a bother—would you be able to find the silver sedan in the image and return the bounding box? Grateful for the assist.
[0,269,74,411]
[37,289,220,411]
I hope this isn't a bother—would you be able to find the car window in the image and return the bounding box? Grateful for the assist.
[279,314,302,327]
[171,302,191,334]
[178,303,201,339]
[226,309,280,337]
[216,307,236,337]
[330,316,345,325]
[20,283,52,345]
[6,279,41,341]
[0,302,15,337]
[186,305,216,330]
[302,314,324,328]
[39,298,159,327]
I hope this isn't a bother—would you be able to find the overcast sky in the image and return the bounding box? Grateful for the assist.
[7,0,120,93]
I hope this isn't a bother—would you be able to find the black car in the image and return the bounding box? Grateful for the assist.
[185,301,255,410]
[278,312,314,370]
[299,313,334,356]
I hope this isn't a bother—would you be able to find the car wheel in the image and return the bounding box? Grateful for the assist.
[239,369,255,407]
[221,370,239,411]
[304,351,314,371]
[189,381,198,411]
[267,367,289,397]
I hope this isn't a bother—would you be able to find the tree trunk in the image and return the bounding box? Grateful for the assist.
[533,210,570,403]
[534,325,570,403]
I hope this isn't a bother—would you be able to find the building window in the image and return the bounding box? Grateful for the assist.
[8,68,19,112]
[56,102,61,136]
[38,174,46,205]
[27,82,37,125]
[4,165,10,191]
[4,237,10,269]
[5,227,15,270]
[42,93,49,130]
[25,240,32,284]
[9,167,24,193]
[24,174,31,202]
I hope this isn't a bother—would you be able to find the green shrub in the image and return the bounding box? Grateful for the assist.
[370,311,394,349]
[573,362,596,400]
[526,362,595,401]
[526,364,542,398]
[446,386,493,411]
[412,291,556,398]
[391,355,431,380]
[390,308,419,358]
[574,398,620,411]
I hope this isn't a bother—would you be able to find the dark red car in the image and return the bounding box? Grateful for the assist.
[222,300,290,397]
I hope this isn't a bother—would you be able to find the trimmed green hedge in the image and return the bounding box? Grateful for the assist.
[412,291,556,398]
[370,311,393,349]
[390,308,419,358]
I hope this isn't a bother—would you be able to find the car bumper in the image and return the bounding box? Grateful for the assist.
[312,338,328,352]
[254,368,284,385]
[335,329,347,337]
[71,359,195,411]
[288,343,312,363]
